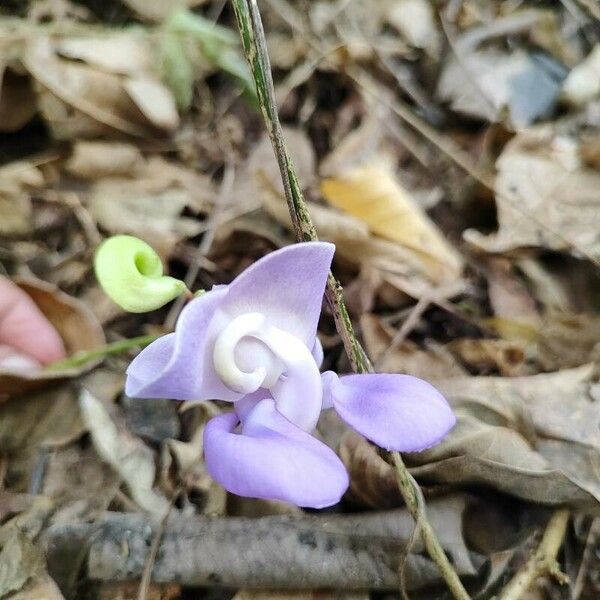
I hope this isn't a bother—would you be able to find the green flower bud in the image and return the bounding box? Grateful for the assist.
[95,235,188,313]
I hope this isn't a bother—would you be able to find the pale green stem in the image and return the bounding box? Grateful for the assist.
[231,2,471,599]
[46,334,161,371]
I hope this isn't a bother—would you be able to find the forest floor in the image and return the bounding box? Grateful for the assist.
[0,1,599,599]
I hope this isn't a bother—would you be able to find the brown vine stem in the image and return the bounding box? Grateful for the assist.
[231,2,470,599]
[497,509,570,600]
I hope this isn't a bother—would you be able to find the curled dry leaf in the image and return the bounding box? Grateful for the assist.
[464,127,600,262]
[79,390,169,516]
[423,366,600,507]
[22,36,179,139]
[0,278,105,398]
[321,163,463,284]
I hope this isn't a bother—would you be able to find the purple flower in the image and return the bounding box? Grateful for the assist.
[126,243,455,508]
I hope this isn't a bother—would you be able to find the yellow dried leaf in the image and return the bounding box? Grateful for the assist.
[321,164,462,282]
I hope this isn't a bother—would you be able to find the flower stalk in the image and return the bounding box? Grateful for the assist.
[230,1,470,598]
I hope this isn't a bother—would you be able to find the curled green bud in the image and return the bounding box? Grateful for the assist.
[94,235,188,313]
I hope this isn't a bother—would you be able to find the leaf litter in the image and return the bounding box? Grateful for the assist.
[0,0,599,599]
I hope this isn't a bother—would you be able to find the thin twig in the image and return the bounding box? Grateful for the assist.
[498,509,570,600]
[231,2,470,599]
[137,494,178,600]
[375,293,433,371]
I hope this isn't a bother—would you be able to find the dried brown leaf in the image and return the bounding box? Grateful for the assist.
[422,366,600,506]
[437,48,562,127]
[386,0,440,55]
[55,34,153,76]
[0,278,105,398]
[484,257,540,322]
[562,44,600,107]
[80,390,169,516]
[0,160,45,236]
[43,445,120,525]
[321,163,463,283]
[23,36,178,138]
[361,313,467,377]
[161,402,226,514]
[339,431,402,509]
[342,366,599,508]
[123,77,179,130]
[121,0,205,22]
[87,156,213,257]
[464,127,600,261]
[0,66,37,132]
[8,575,65,600]
[23,37,150,138]
[0,529,47,598]
[65,141,144,180]
[446,338,526,376]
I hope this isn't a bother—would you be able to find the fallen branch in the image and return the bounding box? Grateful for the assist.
[42,506,482,591]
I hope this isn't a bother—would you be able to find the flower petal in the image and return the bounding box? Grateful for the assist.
[322,371,456,452]
[222,242,335,347]
[204,399,349,508]
[126,286,241,401]
[312,337,324,368]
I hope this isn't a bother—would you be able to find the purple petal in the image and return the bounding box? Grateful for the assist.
[204,398,349,508]
[322,371,456,452]
[312,337,324,368]
[222,243,334,347]
[126,287,241,401]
